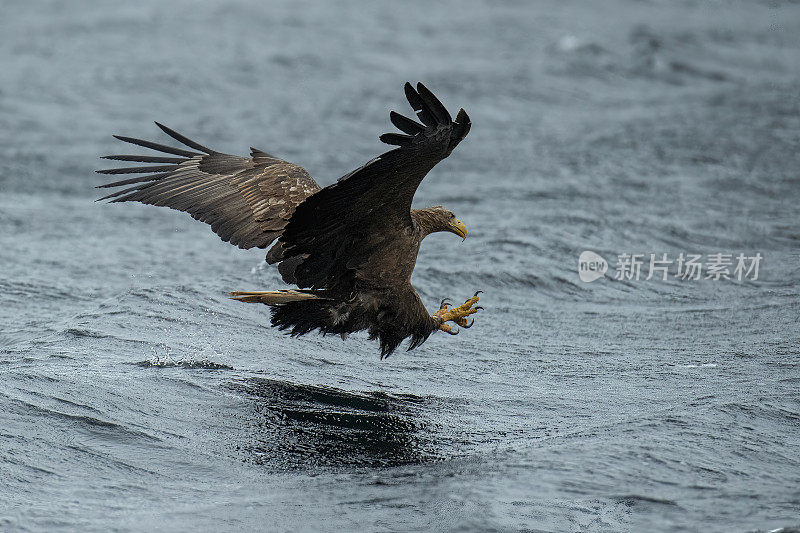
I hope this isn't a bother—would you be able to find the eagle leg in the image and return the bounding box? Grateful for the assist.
[433,293,481,333]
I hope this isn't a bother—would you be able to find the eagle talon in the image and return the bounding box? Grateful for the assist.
[433,292,482,335]
[439,323,459,335]
[474,290,483,297]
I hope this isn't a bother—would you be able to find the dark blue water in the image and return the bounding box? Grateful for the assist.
[2,1,799,531]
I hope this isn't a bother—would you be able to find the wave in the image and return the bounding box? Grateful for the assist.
[3,392,160,443]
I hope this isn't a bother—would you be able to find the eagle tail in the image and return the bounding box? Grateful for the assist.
[231,290,343,342]
[228,289,321,305]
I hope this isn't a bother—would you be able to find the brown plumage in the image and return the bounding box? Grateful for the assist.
[97,82,479,357]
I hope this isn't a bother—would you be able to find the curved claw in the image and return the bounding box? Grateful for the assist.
[474,306,484,311]
[473,290,483,297]
[443,325,460,335]
[439,298,451,310]
[461,318,474,328]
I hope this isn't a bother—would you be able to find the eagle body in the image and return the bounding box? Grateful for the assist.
[98,83,477,357]
[269,206,455,355]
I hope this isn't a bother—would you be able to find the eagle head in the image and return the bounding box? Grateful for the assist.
[414,206,467,241]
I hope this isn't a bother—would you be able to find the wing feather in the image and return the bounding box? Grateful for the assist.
[97,125,321,249]
[96,164,182,175]
[389,111,425,135]
[101,155,186,163]
[378,133,413,146]
[112,135,200,157]
[415,82,453,124]
[154,121,214,154]
[97,172,174,192]
[277,82,471,290]
[403,82,437,127]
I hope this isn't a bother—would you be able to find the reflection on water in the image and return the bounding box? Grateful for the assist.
[229,378,439,469]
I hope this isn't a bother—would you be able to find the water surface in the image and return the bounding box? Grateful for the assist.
[1,1,799,531]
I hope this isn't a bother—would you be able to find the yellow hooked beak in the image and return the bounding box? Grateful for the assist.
[449,219,468,241]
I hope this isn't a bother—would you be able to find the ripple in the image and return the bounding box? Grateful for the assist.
[4,393,160,442]
[228,378,439,469]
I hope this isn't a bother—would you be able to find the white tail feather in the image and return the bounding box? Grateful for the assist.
[229,290,319,305]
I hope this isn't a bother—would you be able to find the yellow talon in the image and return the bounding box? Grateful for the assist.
[433,292,482,334]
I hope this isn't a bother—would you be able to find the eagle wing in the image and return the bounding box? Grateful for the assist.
[97,122,321,250]
[275,82,471,290]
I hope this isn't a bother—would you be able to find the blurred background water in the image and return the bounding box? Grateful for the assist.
[1,0,799,531]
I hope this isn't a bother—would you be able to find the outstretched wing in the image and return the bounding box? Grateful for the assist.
[97,122,321,249]
[275,82,471,290]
